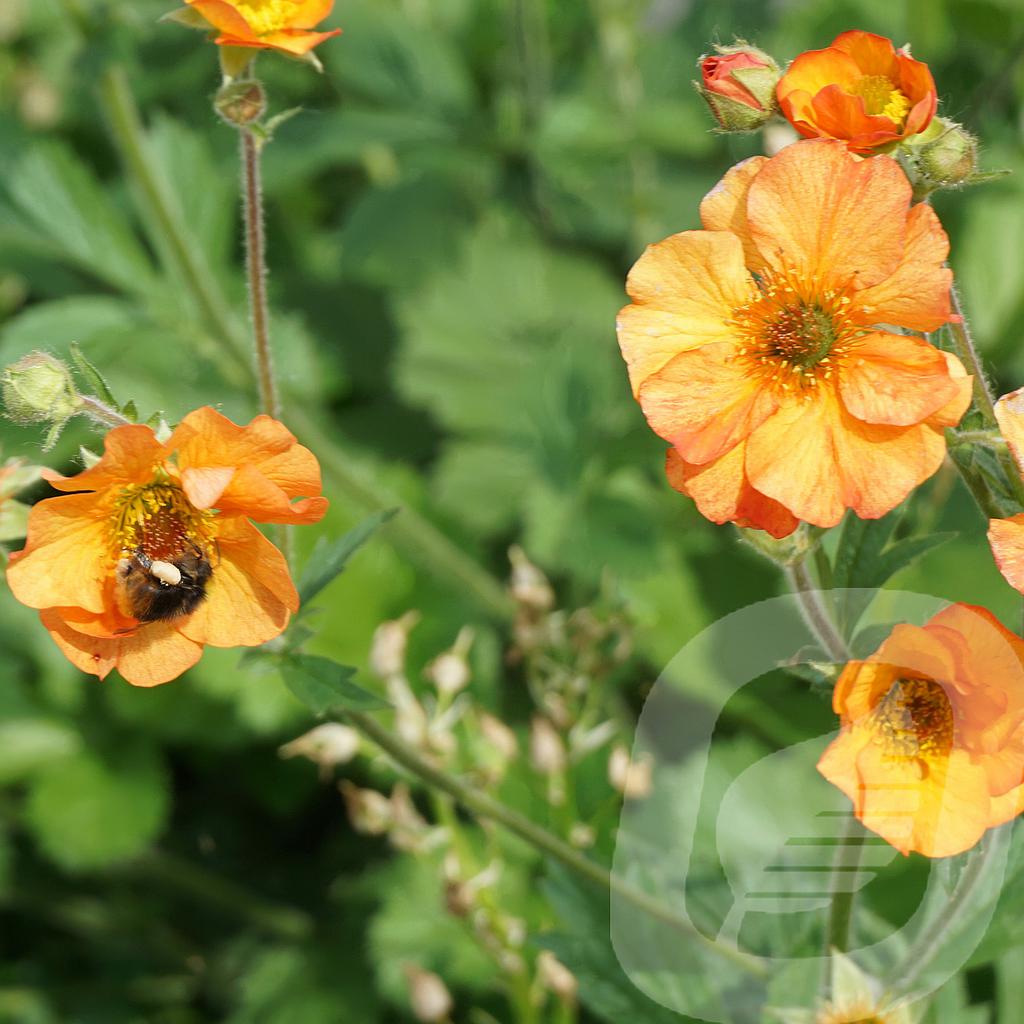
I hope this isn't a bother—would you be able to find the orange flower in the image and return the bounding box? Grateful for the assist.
[616,139,969,536]
[6,407,328,687]
[183,0,341,56]
[818,604,1024,858]
[987,387,1024,591]
[777,30,937,153]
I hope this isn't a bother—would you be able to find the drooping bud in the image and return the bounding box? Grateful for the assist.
[509,546,555,612]
[279,723,360,777]
[537,951,579,1005]
[608,745,654,800]
[339,781,393,835]
[529,716,566,777]
[403,965,454,1023]
[696,43,780,132]
[902,117,981,195]
[370,611,421,679]
[2,352,81,427]
[214,78,267,127]
[425,627,474,698]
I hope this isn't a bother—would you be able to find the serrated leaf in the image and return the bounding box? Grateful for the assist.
[280,655,387,715]
[297,508,398,607]
[69,341,118,408]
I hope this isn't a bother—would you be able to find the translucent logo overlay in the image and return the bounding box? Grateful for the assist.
[610,590,1015,1023]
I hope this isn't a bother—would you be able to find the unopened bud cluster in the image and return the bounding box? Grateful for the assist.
[2,352,81,427]
[902,116,981,196]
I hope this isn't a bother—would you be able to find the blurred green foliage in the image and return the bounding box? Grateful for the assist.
[1,0,1024,1020]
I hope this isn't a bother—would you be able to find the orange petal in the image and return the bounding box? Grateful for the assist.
[859,745,992,858]
[745,140,909,290]
[44,425,164,493]
[200,464,328,524]
[832,658,901,720]
[989,515,1024,595]
[39,609,203,687]
[852,204,951,332]
[616,231,753,395]
[839,332,961,427]
[994,387,1024,477]
[665,444,798,538]
[808,86,902,150]
[637,343,778,464]
[6,493,111,614]
[830,30,900,78]
[699,157,768,271]
[185,0,256,39]
[179,518,297,648]
[745,388,946,526]
[926,352,972,429]
[180,466,236,509]
[776,48,861,103]
[257,27,341,54]
[290,0,335,27]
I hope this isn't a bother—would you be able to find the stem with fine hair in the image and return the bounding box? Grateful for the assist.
[343,708,767,979]
[239,128,280,421]
[784,557,848,663]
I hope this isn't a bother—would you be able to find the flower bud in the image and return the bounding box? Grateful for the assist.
[370,611,420,678]
[537,951,578,1005]
[339,781,393,835]
[279,723,360,776]
[529,716,566,776]
[696,43,780,132]
[425,627,474,698]
[904,117,979,192]
[403,965,454,1023]
[214,79,267,127]
[608,745,654,800]
[2,352,81,426]
[479,712,518,761]
[509,546,555,612]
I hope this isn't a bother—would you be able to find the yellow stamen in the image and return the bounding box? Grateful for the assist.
[234,0,300,35]
[869,677,954,760]
[112,475,214,561]
[848,74,912,125]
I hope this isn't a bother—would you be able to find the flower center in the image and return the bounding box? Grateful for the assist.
[729,270,858,393]
[112,476,214,562]
[869,677,954,760]
[849,74,912,125]
[234,0,299,35]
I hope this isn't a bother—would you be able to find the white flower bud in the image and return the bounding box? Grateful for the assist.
[404,965,454,1023]
[370,611,420,678]
[608,745,654,799]
[479,712,518,761]
[425,627,474,698]
[529,717,566,776]
[339,781,393,835]
[537,951,578,1004]
[279,723,360,775]
[509,546,555,611]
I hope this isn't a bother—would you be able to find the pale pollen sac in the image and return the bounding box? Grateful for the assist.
[149,560,183,586]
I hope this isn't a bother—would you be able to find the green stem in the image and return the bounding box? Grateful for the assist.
[946,287,1024,512]
[77,394,134,429]
[96,64,512,618]
[344,708,767,979]
[239,128,280,421]
[784,558,848,663]
[98,67,251,382]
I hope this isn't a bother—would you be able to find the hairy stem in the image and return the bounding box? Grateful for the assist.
[239,129,280,421]
[784,558,848,663]
[345,708,767,979]
[77,394,135,429]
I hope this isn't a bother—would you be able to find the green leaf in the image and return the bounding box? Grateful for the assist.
[159,6,212,29]
[4,143,157,295]
[25,744,170,871]
[297,508,398,607]
[69,341,118,408]
[0,719,81,785]
[121,399,139,423]
[0,499,30,542]
[279,655,387,715]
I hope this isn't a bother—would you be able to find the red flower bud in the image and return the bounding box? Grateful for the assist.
[695,43,780,132]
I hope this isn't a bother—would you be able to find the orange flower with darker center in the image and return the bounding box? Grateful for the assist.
[184,0,341,56]
[987,387,1024,595]
[617,139,970,537]
[777,30,937,153]
[6,406,328,687]
[818,604,1024,858]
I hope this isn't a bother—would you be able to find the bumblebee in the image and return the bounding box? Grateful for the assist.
[115,542,213,623]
